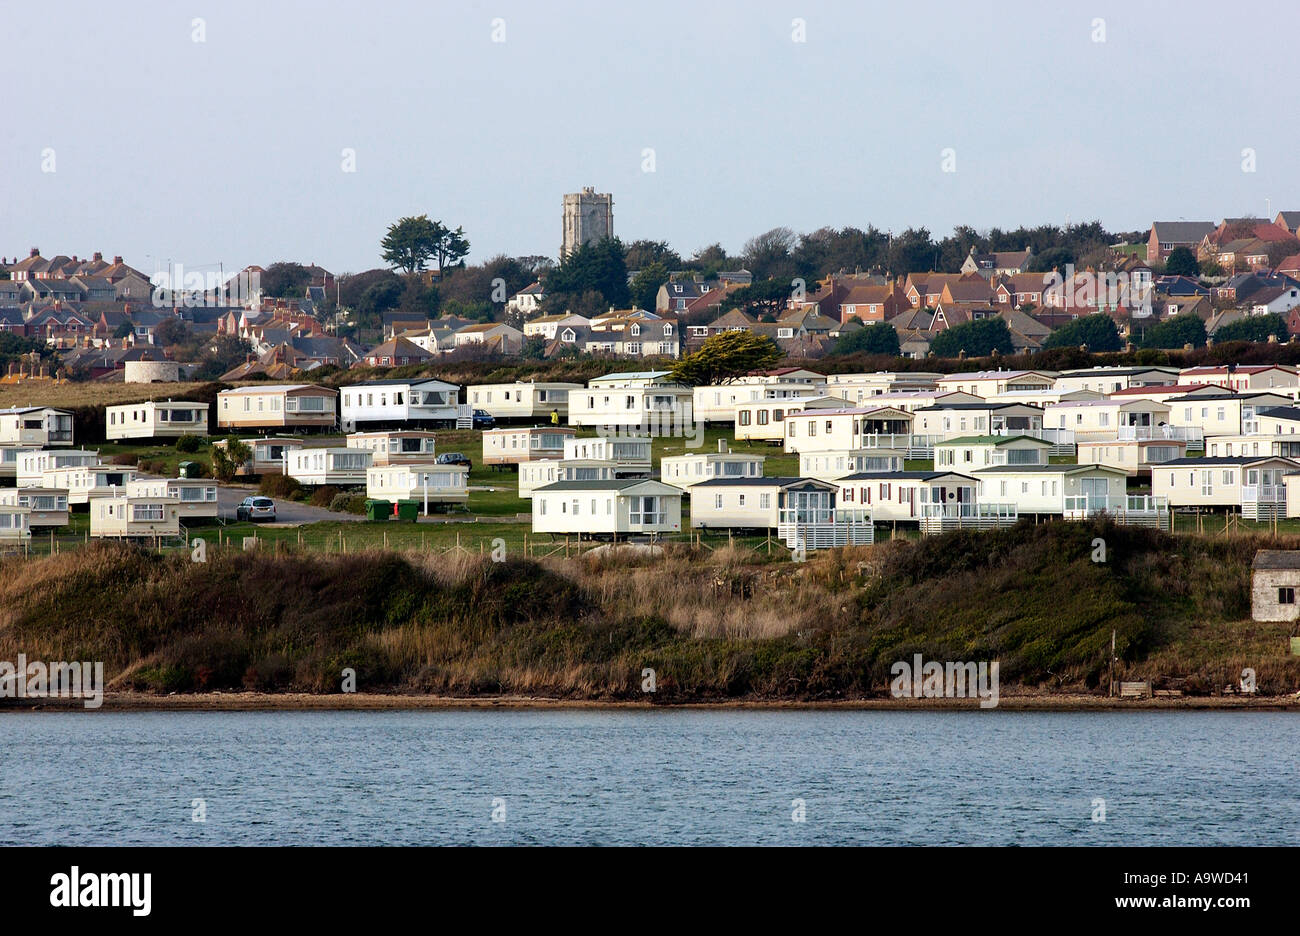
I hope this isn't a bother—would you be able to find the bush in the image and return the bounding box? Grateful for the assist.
[310,486,341,508]
[260,474,302,498]
[175,434,203,453]
[329,493,368,515]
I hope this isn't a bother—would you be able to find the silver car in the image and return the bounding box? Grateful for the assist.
[236,496,276,522]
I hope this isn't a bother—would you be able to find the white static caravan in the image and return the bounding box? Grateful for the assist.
[40,464,137,505]
[567,372,693,429]
[105,400,209,441]
[287,447,373,487]
[0,445,30,480]
[934,435,1052,471]
[1077,439,1187,476]
[837,470,984,524]
[935,369,1058,397]
[563,436,652,474]
[466,382,583,421]
[0,487,68,528]
[346,431,438,466]
[217,384,338,432]
[0,406,74,447]
[517,459,644,498]
[660,442,765,491]
[16,449,98,487]
[782,406,914,454]
[1154,456,1300,520]
[1204,433,1300,460]
[366,464,469,509]
[89,492,182,540]
[690,477,841,530]
[1044,399,1171,442]
[0,503,31,544]
[821,389,983,412]
[212,436,305,476]
[691,382,824,424]
[972,464,1130,516]
[822,372,943,400]
[1052,366,1180,395]
[910,403,1045,440]
[338,378,461,432]
[985,388,1103,408]
[734,395,852,443]
[798,449,905,482]
[482,426,576,466]
[126,478,220,520]
[1165,392,1293,438]
[531,479,683,537]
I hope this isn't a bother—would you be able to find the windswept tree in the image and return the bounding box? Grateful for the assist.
[831,322,900,356]
[380,215,470,276]
[669,330,783,386]
[1042,314,1123,352]
[929,318,1014,357]
[1139,312,1206,349]
[542,236,629,311]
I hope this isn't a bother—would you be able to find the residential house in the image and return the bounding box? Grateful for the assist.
[522,313,590,341]
[360,336,435,368]
[338,378,461,432]
[105,400,208,441]
[531,479,683,536]
[961,247,1033,278]
[217,384,338,432]
[656,279,714,313]
[505,282,545,318]
[1148,221,1216,262]
[454,322,524,354]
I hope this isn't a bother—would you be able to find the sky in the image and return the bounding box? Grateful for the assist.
[4,0,1298,280]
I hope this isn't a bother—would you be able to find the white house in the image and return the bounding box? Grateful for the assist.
[454,322,524,354]
[346,431,438,465]
[467,382,583,421]
[734,395,852,443]
[690,477,841,531]
[531,479,683,537]
[126,477,220,520]
[482,427,576,466]
[568,372,693,429]
[216,384,338,432]
[660,441,765,490]
[0,487,68,528]
[0,406,74,447]
[522,313,590,341]
[783,406,914,454]
[17,449,100,488]
[287,447,372,487]
[89,492,182,540]
[339,378,461,432]
[366,464,469,510]
[105,400,208,441]
[1153,455,1300,520]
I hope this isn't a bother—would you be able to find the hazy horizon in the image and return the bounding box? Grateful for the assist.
[4,0,1297,278]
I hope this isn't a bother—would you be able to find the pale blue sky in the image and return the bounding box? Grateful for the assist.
[4,0,1297,278]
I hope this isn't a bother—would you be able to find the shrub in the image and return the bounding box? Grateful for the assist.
[260,474,302,498]
[329,493,368,515]
[175,434,203,453]
[310,486,341,508]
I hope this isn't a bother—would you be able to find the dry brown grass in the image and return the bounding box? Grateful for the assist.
[0,380,215,410]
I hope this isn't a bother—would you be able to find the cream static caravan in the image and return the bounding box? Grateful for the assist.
[531,478,682,537]
[217,384,337,431]
[105,400,208,441]
[467,382,583,421]
[366,464,469,509]
[346,431,438,466]
[89,492,182,540]
[0,487,67,528]
[0,406,74,447]
[17,449,98,487]
[126,478,220,520]
[660,441,765,491]
[287,447,372,487]
[482,427,576,466]
[734,395,851,443]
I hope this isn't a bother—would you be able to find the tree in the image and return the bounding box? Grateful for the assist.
[542,236,629,311]
[742,227,798,280]
[669,330,783,386]
[1042,314,1122,352]
[260,262,314,298]
[1213,313,1289,343]
[720,278,796,320]
[154,317,192,347]
[831,322,900,356]
[929,319,1015,357]
[624,240,682,271]
[1164,247,1200,278]
[1139,312,1206,349]
[629,262,670,313]
[380,215,469,276]
[211,437,252,483]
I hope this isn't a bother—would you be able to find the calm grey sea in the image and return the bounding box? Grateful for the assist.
[1,710,1295,845]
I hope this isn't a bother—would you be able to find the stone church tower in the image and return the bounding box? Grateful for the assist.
[561,187,613,258]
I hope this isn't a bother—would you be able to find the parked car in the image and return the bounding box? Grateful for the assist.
[436,452,473,470]
[472,409,496,429]
[236,496,276,522]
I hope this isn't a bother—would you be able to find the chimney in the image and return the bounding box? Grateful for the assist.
[93,252,102,262]
[113,256,123,265]
[30,247,39,257]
